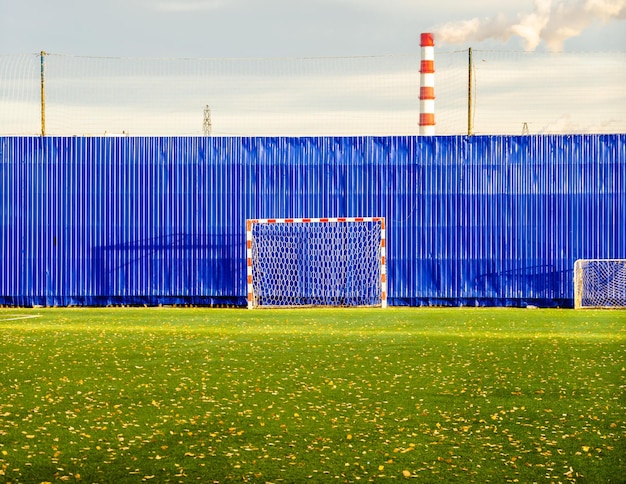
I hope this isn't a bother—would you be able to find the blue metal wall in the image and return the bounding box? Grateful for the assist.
[1,135,624,307]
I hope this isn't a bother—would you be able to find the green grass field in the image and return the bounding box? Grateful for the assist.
[0,307,624,483]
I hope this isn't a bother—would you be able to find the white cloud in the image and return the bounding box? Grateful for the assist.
[434,0,626,52]
[509,0,552,51]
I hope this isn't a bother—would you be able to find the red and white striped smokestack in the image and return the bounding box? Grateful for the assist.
[419,32,435,136]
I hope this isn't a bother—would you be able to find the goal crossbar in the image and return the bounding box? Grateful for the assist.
[246,217,387,309]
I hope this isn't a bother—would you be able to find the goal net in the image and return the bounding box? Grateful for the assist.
[246,217,387,309]
[574,259,626,309]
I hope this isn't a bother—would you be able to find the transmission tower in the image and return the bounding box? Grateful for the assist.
[203,105,212,136]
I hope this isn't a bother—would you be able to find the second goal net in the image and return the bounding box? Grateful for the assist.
[574,259,626,309]
[246,217,387,309]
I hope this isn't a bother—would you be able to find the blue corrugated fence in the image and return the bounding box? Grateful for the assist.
[0,134,624,307]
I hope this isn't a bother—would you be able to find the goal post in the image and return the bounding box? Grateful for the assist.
[574,259,626,309]
[246,217,387,309]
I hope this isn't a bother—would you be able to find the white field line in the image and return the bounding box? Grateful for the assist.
[0,315,42,322]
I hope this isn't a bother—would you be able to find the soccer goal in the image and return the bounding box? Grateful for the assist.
[574,259,626,309]
[246,217,387,309]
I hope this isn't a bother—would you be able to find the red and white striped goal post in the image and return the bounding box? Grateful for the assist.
[246,217,387,309]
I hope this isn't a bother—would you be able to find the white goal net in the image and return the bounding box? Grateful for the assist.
[574,259,626,309]
[246,217,387,309]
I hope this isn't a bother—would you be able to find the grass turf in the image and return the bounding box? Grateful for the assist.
[0,307,624,483]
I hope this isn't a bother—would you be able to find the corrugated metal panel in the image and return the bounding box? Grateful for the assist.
[0,134,624,307]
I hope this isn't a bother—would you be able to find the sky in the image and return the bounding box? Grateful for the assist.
[2,0,625,58]
[0,0,626,135]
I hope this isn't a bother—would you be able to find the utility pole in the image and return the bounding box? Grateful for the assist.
[40,51,46,137]
[468,48,473,136]
[203,105,212,136]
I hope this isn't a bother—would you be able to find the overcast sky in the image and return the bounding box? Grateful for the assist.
[1,1,625,136]
[2,0,625,58]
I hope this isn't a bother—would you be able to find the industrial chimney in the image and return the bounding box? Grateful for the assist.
[419,33,435,136]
